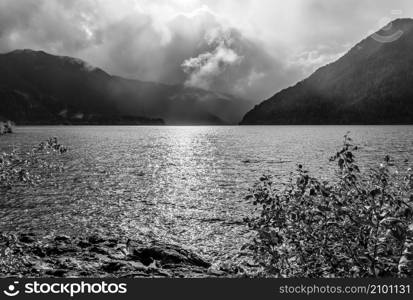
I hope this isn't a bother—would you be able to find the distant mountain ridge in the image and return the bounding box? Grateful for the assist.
[241,18,413,125]
[0,49,251,125]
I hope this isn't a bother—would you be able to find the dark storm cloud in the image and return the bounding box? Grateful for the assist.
[1,0,413,102]
[0,0,101,53]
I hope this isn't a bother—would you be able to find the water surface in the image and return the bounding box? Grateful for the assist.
[1,126,412,263]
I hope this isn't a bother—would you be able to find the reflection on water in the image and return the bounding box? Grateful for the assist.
[0,126,412,263]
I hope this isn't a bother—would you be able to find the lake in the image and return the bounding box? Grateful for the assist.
[0,126,412,264]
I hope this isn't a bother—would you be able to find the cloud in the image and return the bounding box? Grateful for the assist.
[0,0,102,53]
[182,27,243,90]
[288,45,347,76]
[1,0,413,102]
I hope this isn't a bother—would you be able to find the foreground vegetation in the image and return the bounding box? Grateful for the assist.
[0,137,67,191]
[0,120,13,135]
[244,134,413,277]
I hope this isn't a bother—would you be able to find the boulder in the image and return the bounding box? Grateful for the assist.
[54,235,71,242]
[0,233,225,278]
[19,234,35,244]
[88,234,105,244]
[127,240,211,268]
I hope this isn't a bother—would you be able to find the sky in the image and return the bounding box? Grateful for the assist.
[1,0,413,102]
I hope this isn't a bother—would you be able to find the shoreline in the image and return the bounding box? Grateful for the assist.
[0,232,230,278]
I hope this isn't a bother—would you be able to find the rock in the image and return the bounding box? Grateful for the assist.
[44,245,77,256]
[77,240,92,248]
[1,232,219,278]
[108,251,127,260]
[88,235,105,244]
[207,269,226,276]
[101,261,126,273]
[79,270,93,276]
[54,235,71,242]
[127,240,211,268]
[104,238,120,247]
[46,269,67,277]
[126,261,147,271]
[56,257,80,270]
[120,271,151,278]
[31,261,53,273]
[19,234,35,244]
[32,246,46,258]
[89,246,109,255]
[149,268,172,277]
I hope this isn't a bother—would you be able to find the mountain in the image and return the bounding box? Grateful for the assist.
[0,49,251,125]
[241,19,413,125]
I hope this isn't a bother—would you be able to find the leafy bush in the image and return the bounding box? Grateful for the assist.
[0,121,13,135]
[0,137,67,190]
[0,234,30,275]
[244,134,413,277]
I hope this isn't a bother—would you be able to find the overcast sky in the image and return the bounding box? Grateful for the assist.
[1,0,413,102]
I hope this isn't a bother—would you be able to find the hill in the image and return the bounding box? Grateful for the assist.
[241,19,413,125]
[0,49,250,125]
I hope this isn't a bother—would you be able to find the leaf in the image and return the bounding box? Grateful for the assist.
[379,217,403,227]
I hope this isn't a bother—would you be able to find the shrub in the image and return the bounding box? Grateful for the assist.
[0,234,30,275]
[244,134,413,277]
[1,137,68,273]
[0,137,67,190]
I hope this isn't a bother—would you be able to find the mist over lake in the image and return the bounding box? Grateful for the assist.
[1,125,411,265]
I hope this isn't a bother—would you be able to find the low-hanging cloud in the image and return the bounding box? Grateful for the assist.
[182,28,243,90]
[1,0,413,102]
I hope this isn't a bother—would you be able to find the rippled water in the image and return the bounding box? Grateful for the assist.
[0,126,412,263]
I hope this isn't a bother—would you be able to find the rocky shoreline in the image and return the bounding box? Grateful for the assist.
[0,233,231,278]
